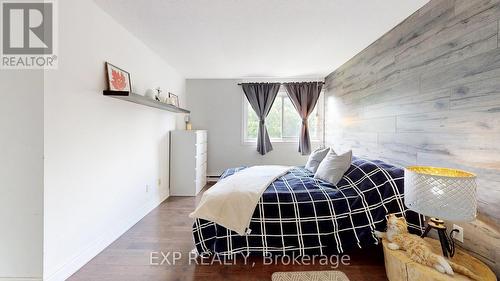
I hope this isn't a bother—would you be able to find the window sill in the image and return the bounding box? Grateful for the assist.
[242,139,323,145]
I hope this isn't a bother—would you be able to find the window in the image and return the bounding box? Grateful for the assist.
[243,90,323,143]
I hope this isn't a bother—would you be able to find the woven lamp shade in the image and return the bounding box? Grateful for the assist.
[404,166,477,222]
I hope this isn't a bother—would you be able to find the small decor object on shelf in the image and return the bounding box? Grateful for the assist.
[404,166,477,258]
[169,92,179,107]
[185,115,192,130]
[165,92,174,105]
[105,62,131,92]
[154,87,162,101]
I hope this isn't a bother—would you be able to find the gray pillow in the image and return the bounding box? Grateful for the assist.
[314,150,352,185]
[305,147,331,173]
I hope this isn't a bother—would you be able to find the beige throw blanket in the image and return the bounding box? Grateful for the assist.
[189,165,292,235]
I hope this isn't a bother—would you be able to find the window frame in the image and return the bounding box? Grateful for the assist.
[242,89,324,144]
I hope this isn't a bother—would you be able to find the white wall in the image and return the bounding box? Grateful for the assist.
[0,71,43,280]
[186,79,321,176]
[43,0,186,280]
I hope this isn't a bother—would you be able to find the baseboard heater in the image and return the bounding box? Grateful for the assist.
[207,175,220,183]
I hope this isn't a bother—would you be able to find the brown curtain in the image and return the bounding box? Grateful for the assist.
[241,83,281,155]
[284,82,323,155]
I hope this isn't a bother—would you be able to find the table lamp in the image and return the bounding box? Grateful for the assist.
[404,166,477,257]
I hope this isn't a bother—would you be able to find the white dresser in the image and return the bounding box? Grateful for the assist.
[170,130,207,196]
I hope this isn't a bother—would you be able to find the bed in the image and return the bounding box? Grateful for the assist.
[192,157,424,257]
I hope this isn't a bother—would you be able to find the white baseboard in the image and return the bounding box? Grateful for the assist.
[44,195,168,281]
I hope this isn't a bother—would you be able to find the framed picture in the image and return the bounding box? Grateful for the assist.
[105,62,131,92]
[169,92,179,107]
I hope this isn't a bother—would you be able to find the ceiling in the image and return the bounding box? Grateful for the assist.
[94,0,428,79]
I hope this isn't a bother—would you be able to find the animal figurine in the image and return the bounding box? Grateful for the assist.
[374,214,479,280]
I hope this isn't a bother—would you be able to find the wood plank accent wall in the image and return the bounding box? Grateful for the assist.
[324,0,500,275]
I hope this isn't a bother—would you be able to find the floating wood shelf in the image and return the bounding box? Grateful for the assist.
[103,90,190,114]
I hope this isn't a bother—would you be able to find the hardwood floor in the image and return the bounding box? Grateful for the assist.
[68,187,388,281]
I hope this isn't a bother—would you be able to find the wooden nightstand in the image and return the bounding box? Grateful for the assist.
[382,238,496,281]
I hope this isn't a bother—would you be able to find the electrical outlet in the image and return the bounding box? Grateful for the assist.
[158,178,161,186]
[146,184,150,193]
[452,224,464,243]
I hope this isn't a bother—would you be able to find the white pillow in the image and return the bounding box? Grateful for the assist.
[305,147,331,173]
[314,150,352,185]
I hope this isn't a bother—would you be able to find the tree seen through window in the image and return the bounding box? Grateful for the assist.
[245,92,321,141]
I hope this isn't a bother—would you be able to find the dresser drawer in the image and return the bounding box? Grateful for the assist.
[196,142,207,155]
[193,162,206,195]
[196,152,207,165]
[195,179,206,193]
[196,176,207,189]
[196,161,207,176]
[196,131,207,144]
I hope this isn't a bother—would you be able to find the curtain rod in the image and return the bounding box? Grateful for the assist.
[237,82,325,85]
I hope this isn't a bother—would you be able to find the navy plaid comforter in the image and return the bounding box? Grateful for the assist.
[192,157,424,257]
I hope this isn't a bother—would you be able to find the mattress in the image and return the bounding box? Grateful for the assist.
[192,157,424,257]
